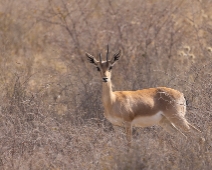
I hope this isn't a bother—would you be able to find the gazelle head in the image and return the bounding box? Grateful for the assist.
[86,45,121,82]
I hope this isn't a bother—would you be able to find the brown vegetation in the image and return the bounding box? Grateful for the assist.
[0,0,212,169]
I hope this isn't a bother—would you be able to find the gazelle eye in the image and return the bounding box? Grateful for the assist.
[96,67,100,71]
[109,66,113,70]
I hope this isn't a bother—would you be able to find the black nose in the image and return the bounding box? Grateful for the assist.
[102,77,108,82]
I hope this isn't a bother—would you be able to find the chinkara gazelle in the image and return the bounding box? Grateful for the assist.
[86,45,200,146]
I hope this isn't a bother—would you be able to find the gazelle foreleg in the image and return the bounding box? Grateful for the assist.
[125,122,132,147]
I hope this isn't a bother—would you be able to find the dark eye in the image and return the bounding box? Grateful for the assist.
[109,66,113,70]
[96,67,100,71]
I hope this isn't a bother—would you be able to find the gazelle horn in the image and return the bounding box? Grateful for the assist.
[99,53,102,63]
[106,45,109,62]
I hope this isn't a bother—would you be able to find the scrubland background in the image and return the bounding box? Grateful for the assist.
[1,0,212,169]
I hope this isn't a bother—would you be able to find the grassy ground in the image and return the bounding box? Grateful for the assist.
[0,0,212,169]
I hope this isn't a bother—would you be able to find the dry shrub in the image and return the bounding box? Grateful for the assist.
[1,0,212,169]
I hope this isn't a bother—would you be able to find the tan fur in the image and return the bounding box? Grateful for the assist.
[86,49,200,146]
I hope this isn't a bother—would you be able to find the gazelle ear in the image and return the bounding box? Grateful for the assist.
[111,50,121,65]
[86,53,98,66]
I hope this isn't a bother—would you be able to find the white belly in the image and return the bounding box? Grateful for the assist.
[132,111,163,127]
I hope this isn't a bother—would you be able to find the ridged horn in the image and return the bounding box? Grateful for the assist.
[99,53,102,63]
[106,45,109,62]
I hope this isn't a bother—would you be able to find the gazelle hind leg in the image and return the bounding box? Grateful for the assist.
[159,115,187,138]
[164,110,191,133]
[188,122,201,133]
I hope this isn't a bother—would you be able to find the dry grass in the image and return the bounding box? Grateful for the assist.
[1,0,212,169]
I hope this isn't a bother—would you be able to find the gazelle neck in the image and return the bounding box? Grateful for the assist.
[102,81,115,109]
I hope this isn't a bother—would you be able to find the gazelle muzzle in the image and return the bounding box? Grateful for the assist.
[102,77,108,82]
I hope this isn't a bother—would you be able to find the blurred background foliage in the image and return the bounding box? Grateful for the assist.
[1,0,212,169]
